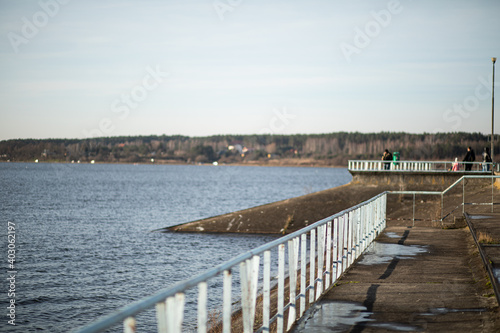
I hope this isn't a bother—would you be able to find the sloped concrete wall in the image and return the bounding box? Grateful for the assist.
[349,171,492,191]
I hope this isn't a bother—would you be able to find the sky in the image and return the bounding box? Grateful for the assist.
[0,0,499,141]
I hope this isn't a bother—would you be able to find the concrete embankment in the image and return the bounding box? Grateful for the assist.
[161,183,387,234]
[161,170,469,234]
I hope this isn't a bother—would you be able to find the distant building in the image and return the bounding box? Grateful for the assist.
[228,144,243,154]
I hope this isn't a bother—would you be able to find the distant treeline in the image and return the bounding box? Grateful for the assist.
[0,132,496,166]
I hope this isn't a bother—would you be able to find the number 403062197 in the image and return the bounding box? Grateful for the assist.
[7,222,16,268]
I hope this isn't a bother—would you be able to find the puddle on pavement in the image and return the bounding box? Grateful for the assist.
[492,267,500,284]
[294,301,419,332]
[385,232,402,239]
[421,307,489,316]
[294,301,373,333]
[370,322,420,331]
[357,242,428,265]
[468,215,493,220]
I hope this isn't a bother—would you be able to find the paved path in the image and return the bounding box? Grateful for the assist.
[292,225,500,332]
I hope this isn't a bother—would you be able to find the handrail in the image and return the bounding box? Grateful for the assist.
[441,175,500,218]
[73,193,387,333]
[464,212,500,306]
[443,174,500,195]
[388,175,500,224]
[348,160,496,172]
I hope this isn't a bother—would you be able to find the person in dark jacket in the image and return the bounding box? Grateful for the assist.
[382,149,392,170]
[482,147,492,171]
[463,146,475,171]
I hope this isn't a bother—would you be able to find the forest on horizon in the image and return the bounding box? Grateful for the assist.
[0,132,496,166]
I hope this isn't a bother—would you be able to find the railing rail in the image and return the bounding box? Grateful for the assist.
[348,160,496,172]
[387,175,500,225]
[442,175,500,216]
[73,193,388,333]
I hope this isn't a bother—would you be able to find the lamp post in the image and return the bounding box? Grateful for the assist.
[492,57,496,175]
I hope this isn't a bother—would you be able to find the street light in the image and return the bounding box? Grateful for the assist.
[492,57,496,175]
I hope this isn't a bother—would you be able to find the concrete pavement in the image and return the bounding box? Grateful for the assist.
[292,224,500,332]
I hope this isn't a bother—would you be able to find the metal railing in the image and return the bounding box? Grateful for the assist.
[73,193,387,333]
[384,175,500,225]
[348,160,497,172]
[387,190,442,226]
[441,175,500,216]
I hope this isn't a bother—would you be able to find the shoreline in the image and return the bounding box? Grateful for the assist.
[0,159,346,168]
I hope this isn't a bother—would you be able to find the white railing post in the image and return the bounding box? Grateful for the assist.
[382,194,387,230]
[309,229,316,304]
[370,201,376,241]
[342,213,348,275]
[166,293,185,333]
[263,251,271,333]
[124,317,136,333]
[287,238,299,331]
[333,218,339,280]
[347,211,354,266]
[368,203,374,243]
[355,208,360,261]
[277,244,285,333]
[325,220,332,288]
[316,225,326,300]
[299,234,307,317]
[356,208,361,260]
[197,282,207,333]
[337,215,344,278]
[241,256,260,333]
[223,270,232,333]
[156,300,167,333]
[365,204,370,250]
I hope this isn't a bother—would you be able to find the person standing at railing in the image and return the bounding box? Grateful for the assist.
[451,158,460,171]
[382,149,392,170]
[463,146,476,171]
[482,147,492,171]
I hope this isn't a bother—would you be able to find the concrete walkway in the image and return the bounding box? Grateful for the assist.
[292,225,500,332]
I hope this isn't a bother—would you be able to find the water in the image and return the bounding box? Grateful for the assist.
[357,242,429,266]
[0,163,351,332]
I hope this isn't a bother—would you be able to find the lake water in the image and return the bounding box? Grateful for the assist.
[0,163,351,332]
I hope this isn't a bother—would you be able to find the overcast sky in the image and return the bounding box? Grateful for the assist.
[0,0,499,140]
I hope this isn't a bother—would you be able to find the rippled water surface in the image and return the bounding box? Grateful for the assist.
[0,163,351,332]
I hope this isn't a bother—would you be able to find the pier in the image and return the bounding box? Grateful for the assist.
[292,214,500,332]
[74,160,500,332]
